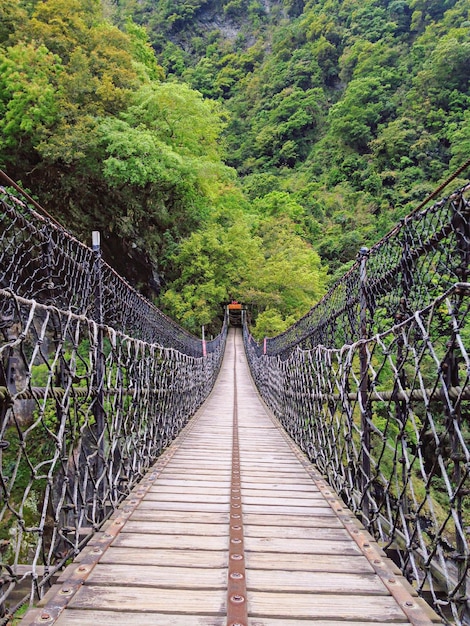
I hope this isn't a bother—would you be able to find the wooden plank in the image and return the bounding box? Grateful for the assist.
[122,521,228,536]
[147,486,229,496]
[239,454,305,461]
[161,460,231,467]
[137,501,229,512]
[249,621,410,626]
[245,524,347,539]
[87,547,228,568]
[155,472,231,481]
[166,438,231,444]
[177,435,230,439]
[246,569,388,594]
[173,449,231,453]
[240,470,320,478]
[55,610,225,626]
[112,533,228,551]
[243,513,339,527]
[244,536,361,555]
[155,469,231,477]
[152,479,232,487]
[248,592,409,621]
[128,510,229,524]
[243,495,325,507]
[242,462,303,468]
[173,442,231,446]
[245,551,374,573]
[168,455,230,462]
[242,489,323,499]
[177,440,232,444]
[68,586,226,615]
[243,446,295,450]
[88,564,226,588]
[241,479,319,487]
[243,504,334,515]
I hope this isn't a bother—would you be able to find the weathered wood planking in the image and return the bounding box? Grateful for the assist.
[78,547,228,569]
[20,328,440,626]
[86,563,227,588]
[54,612,225,626]
[66,585,226,613]
[248,592,415,621]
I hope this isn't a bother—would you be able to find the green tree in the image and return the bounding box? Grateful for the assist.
[240,216,327,336]
[160,204,259,332]
[413,36,470,111]
[0,0,26,45]
[0,43,62,158]
[449,110,470,170]
[328,77,392,151]
[26,0,102,62]
[96,81,235,274]
[125,19,165,81]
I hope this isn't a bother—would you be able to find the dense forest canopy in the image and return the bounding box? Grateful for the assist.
[1,0,469,337]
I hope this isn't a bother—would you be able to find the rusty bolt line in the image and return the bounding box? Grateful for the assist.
[226,332,248,626]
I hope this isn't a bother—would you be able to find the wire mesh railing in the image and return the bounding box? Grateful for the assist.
[0,183,227,623]
[0,175,222,358]
[244,179,470,625]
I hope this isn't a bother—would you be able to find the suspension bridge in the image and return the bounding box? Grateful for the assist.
[0,170,469,625]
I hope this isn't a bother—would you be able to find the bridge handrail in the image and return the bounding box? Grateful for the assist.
[0,288,227,623]
[0,180,214,357]
[244,179,470,625]
[0,177,229,622]
[262,180,470,356]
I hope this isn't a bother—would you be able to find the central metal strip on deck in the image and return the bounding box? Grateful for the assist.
[227,332,248,626]
[20,329,441,625]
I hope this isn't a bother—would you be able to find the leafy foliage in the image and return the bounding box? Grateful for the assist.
[0,43,63,152]
[2,0,470,334]
[132,0,470,276]
[160,199,327,337]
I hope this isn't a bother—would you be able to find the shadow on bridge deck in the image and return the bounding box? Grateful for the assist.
[20,329,441,626]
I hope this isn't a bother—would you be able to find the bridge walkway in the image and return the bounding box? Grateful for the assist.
[21,329,440,625]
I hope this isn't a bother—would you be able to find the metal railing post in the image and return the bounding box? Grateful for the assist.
[396,229,413,525]
[359,247,371,525]
[202,325,207,357]
[92,231,106,522]
[447,197,470,621]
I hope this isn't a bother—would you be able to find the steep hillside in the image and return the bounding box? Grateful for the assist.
[1,0,469,337]
[118,0,470,276]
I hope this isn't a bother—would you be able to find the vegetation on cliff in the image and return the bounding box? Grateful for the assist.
[1,0,469,336]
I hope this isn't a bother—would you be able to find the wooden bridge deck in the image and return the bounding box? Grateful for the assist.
[21,329,441,625]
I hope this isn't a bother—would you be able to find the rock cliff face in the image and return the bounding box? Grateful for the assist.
[149,0,285,63]
[197,7,242,42]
